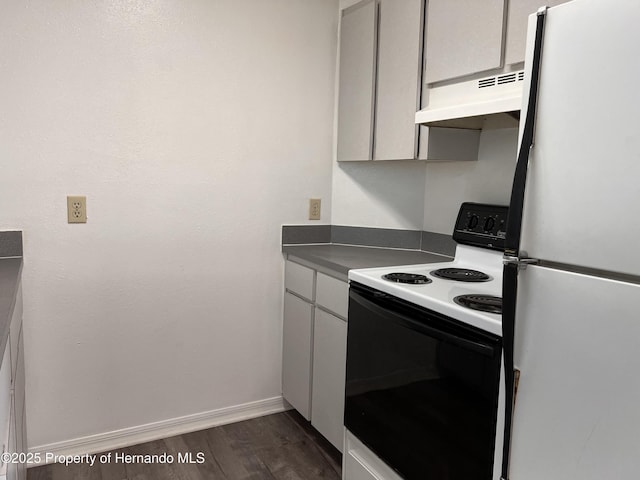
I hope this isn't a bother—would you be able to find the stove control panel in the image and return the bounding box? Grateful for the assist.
[453,203,509,251]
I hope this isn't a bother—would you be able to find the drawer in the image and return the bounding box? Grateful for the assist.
[316,273,348,320]
[284,261,315,301]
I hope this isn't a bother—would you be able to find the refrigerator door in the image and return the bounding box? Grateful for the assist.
[517,0,640,276]
[510,264,640,479]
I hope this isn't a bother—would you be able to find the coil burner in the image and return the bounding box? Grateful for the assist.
[454,294,502,314]
[382,273,432,285]
[431,268,491,282]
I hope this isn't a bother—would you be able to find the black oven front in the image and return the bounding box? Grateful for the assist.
[345,282,502,480]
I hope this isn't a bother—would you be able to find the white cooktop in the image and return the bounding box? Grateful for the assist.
[348,245,504,336]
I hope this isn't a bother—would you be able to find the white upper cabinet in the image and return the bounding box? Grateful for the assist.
[424,0,505,84]
[338,0,480,162]
[505,0,570,65]
[373,0,423,161]
[338,0,425,162]
[337,0,378,162]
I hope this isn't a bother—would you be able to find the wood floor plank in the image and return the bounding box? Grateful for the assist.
[212,422,279,479]
[98,449,128,480]
[162,433,211,480]
[283,411,341,476]
[122,441,185,480]
[237,412,305,451]
[28,412,342,480]
[261,441,340,480]
[177,429,229,479]
[70,461,102,480]
[26,464,52,480]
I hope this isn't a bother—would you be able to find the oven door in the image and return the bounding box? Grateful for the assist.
[345,282,502,480]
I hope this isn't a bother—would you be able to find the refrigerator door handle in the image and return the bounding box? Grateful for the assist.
[503,255,539,269]
[501,7,548,480]
[505,7,547,257]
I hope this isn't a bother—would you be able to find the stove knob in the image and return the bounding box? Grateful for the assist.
[468,215,479,229]
[484,217,495,232]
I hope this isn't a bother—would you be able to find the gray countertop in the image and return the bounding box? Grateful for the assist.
[0,257,22,364]
[283,244,452,279]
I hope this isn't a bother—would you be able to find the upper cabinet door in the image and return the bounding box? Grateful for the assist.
[373,0,424,161]
[424,0,505,84]
[504,0,569,65]
[337,0,378,162]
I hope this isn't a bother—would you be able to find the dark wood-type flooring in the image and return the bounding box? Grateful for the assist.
[28,410,341,480]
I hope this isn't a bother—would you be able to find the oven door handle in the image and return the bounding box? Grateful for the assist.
[351,291,498,358]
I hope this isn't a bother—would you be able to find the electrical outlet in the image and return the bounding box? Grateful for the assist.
[309,198,321,220]
[67,196,87,223]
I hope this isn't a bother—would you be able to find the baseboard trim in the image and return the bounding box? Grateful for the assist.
[29,396,288,466]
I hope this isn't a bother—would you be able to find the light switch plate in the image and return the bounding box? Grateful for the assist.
[67,196,87,223]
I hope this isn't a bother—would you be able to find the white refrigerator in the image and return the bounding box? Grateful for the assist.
[501,1,640,479]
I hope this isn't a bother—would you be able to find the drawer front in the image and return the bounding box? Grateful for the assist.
[285,261,315,301]
[315,273,348,320]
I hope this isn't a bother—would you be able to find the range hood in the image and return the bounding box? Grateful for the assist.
[415,70,525,129]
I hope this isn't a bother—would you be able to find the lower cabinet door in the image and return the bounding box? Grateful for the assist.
[311,308,347,452]
[6,398,16,480]
[282,292,313,420]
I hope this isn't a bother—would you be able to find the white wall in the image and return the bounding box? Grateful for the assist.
[423,126,519,234]
[331,128,518,233]
[331,161,427,229]
[0,0,338,448]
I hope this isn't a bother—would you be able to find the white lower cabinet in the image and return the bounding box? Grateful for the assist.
[0,284,26,480]
[344,431,404,480]
[282,292,313,420]
[0,345,11,480]
[6,402,16,480]
[282,260,349,452]
[311,308,347,451]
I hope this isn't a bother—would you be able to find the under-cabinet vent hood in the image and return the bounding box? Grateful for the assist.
[415,70,525,129]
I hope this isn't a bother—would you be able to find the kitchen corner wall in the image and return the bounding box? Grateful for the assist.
[0,0,337,449]
[330,128,518,232]
[423,125,519,234]
[331,161,428,229]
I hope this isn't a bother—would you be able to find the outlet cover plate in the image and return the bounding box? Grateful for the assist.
[309,198,321,220]
[67,196,87,223]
